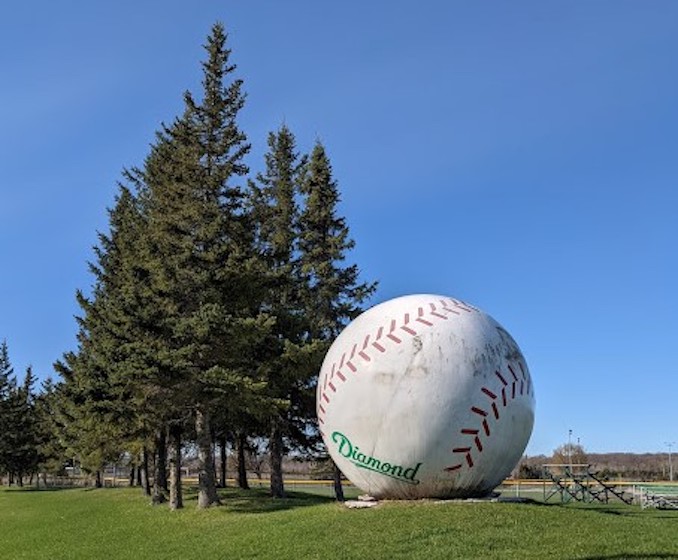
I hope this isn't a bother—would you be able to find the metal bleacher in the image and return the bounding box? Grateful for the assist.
[542,464,634,505]
[638,485,678,509]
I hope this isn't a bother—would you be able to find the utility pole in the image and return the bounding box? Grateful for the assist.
[666,442,675,482]
[568,429,573,471]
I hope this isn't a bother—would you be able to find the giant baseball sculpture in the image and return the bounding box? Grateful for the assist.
[317,294,535,499]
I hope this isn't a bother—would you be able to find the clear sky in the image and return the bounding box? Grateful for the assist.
[1,1,676,457]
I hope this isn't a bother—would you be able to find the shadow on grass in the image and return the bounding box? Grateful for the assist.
[2,485,85,493]
[576,554,678,559]
[571,504,678,520]
[180,486,338,514]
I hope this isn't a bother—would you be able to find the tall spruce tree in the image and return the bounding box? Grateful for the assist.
[298,141,377,500]
[0,340,16,481]
[103,181,176,504]
[34,377,69,485]
[299,142,376,337]
[54,185,148,489]
[0,346,41,486]
[249,125,325,497]
[141,22,271,508]
[8,367,40,485]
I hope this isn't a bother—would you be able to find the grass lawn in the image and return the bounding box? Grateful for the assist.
[1,486,677,559]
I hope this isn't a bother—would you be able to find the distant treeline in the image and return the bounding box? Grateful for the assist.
[0,22,375,507]
[517,452,674,481]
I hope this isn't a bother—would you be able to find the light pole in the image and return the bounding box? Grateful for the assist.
[666,442,676,482]
[568,429,573,473]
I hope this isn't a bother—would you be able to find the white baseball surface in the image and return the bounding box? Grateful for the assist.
[317,294,535,499]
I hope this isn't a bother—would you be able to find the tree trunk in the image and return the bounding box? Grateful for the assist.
[218,435,227,488]
[196,408,220,508]
[141,447,151,496]
[236,430,249,490]
[152,427,168,504]
[169,424,183,510]
[159,428,169,491]
[269,420,285,498]
[129,466,135,487]
[95,470,102,488]
[332,460,345,502]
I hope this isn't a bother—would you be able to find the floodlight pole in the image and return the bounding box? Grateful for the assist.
[666,442,676,482]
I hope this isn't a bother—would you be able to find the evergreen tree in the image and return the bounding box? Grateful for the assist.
[54,187,145,488]
[249,125,325,498]
[140,22,271,508]
[8,367,40,485]
[34,378,69,484]
[0,340,16,481]
[298,141,377,500]
[0,340,13,397]
[299,142,377,338]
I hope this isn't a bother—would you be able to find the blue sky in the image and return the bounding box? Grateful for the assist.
[1,1,676,457]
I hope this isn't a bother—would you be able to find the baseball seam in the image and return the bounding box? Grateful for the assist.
[444,361,533,473]
[317,297,476,426]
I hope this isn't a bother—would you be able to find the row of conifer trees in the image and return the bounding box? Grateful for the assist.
[0,22,375,507]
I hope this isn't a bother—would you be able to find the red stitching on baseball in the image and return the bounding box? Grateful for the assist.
[482,387,497,400]
[319,299,467,424]
[453,299,475,313]
[429,302,447,320]
[372,326,386,351]
[440,301,460,315]
[387,319,402,343]
[416,307,434,326]
[446,360,533,476]
[495,370,508,386]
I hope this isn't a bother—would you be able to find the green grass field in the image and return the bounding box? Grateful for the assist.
[1,486,677,559]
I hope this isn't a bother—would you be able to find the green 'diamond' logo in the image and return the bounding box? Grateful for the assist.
[331,431,422,485]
